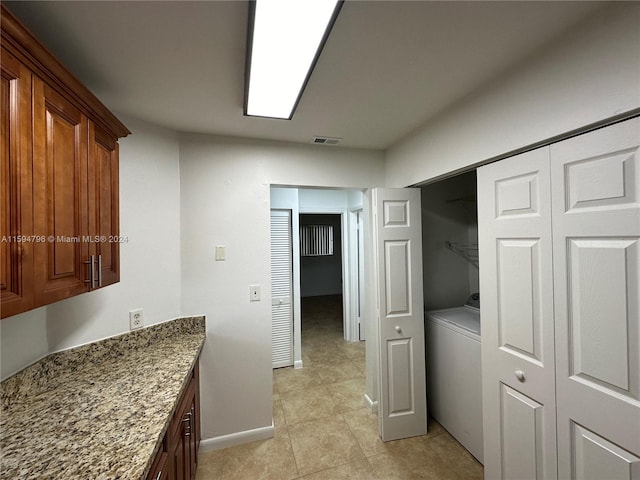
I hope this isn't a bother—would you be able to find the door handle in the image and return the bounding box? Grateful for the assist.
[97,254,102,287]
[84,255,95,289]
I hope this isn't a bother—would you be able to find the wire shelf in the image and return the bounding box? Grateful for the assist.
[445,241,479,268]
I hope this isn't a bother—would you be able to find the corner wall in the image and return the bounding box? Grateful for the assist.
[178,135,384,446]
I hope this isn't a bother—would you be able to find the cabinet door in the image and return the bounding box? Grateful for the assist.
[172,436,185,480]
[478,148,558,480]
[1,48,34,318]
[88,121,119,287]
[146,439,170,480]
[187,399,197,479]
[32,76,90,305]
[551,118,640,479]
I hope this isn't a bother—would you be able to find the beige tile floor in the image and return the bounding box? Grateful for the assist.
[196,295,484,480]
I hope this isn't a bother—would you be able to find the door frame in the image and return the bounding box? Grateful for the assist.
[348,208,365,341]
[270,186,366,371]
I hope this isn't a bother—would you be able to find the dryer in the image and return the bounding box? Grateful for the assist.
[426,293,483,463]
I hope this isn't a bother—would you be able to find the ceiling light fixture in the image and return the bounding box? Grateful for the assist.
[244,0,343,120]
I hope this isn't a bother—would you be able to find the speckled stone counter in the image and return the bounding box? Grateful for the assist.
[0,316,206,480]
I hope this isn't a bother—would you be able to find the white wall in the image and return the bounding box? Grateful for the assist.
[298,188,349,211]
[0,307,48,379]
[179,134,384,444]
[46,116,183,350]
[385,2,640,187]
[0,116,183,378]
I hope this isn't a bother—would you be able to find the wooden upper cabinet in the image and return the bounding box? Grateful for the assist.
[32,77,90,305]
[0,48,34,317]
[0,4,130,319]
[88,121,120,288]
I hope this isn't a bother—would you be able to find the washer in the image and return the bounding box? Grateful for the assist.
[426,294,483,463]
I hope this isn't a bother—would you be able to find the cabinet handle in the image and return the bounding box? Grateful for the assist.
[97,254,102,287]
[84,255,95,289]
[183,410,192,436]
[154,471,162,480]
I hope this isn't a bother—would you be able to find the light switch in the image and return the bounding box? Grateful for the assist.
[215,245,226,261]
[250,284,261,302]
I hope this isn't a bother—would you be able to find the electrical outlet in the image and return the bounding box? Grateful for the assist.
[129,309,144,330]
[250,284,261,302]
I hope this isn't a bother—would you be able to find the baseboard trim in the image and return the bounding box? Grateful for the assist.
[294,359,304,369]
[364,393,378,414]
[199,423,274,452]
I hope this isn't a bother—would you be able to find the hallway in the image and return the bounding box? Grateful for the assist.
[196,295,483,479]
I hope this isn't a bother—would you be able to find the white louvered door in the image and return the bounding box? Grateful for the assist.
[271,209,293,368]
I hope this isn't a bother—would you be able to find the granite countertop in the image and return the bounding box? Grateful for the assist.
[0,316,206,480]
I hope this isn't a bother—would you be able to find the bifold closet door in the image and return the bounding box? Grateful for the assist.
[372,188,426,442]
[551,118,640,479]
[478,148,558,480]
[271,209,294,368]
[479,117,640,480]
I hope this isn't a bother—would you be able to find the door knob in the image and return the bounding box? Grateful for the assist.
[515,370,525,382]
[395,325,402,333]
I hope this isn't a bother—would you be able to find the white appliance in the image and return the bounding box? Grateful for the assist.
[426,293,483,463]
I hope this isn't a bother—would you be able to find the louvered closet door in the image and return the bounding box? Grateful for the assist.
[551,118,640,479]
[271,209,293,368]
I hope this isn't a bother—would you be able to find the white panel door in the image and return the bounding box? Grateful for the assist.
[551,118,640,479]
[373,188,426,441]
[478,148,558,480]
[271,209,293,368]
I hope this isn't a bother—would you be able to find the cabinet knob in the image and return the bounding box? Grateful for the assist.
[515,370,525,382]
[395,325,402,333]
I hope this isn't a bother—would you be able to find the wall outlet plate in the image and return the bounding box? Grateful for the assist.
[129,309,144,330]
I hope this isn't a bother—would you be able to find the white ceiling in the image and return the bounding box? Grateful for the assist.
[6,1,605,149]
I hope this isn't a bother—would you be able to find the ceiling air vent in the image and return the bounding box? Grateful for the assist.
[311,136,342,145]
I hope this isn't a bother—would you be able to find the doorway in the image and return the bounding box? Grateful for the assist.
[299,213,345,343]
[270,186,365,370]
[420,170,483,463]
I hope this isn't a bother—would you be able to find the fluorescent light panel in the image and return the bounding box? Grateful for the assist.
[245,0,340,119]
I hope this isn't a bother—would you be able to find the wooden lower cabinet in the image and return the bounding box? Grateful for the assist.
[147,437,170,480]
[147,362,200,480]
